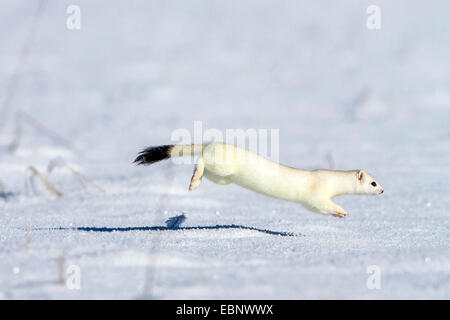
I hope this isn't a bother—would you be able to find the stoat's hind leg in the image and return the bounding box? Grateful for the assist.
[189,157,204,191]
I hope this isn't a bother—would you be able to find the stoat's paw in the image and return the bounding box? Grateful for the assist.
[189,179,201,191]
[332,211,348,218]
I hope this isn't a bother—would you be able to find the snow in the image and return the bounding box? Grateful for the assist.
[0,0,449,299]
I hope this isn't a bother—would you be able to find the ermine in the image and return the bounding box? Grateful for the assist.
[134,143,384,218]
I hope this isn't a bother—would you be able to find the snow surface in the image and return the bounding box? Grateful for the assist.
[0,0,449,299]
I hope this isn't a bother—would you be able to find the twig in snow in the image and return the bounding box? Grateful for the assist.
[47,158,105,194]
[14,112,73,152]
[25,165,63,198]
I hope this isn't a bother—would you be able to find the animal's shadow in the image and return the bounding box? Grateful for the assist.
[50,224,299,237]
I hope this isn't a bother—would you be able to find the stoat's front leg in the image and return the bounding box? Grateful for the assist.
[316,199,348,218]
[329,201,348,218]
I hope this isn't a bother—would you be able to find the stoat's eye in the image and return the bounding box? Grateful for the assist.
[371,181,377,187]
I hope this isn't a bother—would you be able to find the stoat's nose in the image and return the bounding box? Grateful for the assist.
[380,189,384,194]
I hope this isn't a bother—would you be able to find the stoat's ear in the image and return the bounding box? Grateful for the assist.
[357,170,365,181]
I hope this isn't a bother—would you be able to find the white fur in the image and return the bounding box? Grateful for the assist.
[174,143,384,218]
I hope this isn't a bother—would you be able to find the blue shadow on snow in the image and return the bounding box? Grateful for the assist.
[50,224,299,237]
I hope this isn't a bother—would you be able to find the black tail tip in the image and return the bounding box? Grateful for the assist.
[134,145,173,165]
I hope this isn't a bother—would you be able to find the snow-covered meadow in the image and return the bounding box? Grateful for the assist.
[0,0,449,299]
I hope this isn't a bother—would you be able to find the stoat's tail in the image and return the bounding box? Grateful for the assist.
[134,144,204,165]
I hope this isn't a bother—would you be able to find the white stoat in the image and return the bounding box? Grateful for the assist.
[134,143,384,218]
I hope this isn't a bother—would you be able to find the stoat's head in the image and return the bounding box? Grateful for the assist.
[355,170,384,195]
